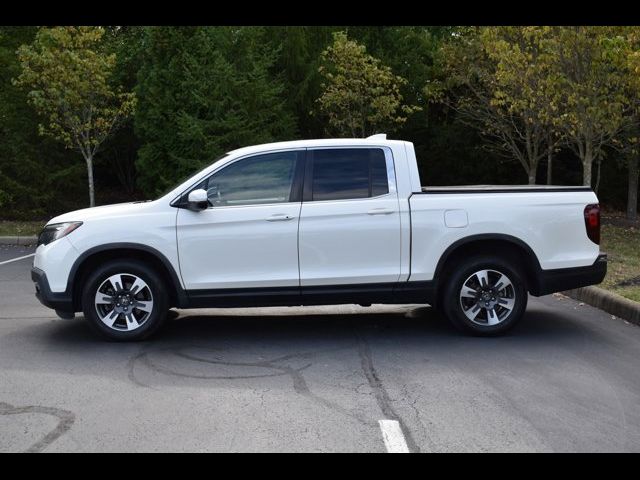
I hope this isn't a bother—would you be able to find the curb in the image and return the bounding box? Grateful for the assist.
[564,286,640,326]
[0,235,38,246]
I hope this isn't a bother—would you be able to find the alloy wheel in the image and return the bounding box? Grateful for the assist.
[458,269,516,326]
[94,273,154,331]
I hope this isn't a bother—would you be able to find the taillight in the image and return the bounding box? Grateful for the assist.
[584,204,600,245]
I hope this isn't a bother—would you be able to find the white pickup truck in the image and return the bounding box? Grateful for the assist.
[32,135,607,340]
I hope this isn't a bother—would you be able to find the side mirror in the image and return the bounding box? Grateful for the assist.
[187,189,209,211]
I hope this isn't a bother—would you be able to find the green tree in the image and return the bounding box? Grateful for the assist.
[0,26,39,214]
[135,27,296,196]
[14,26,136,207]
[100,26,147,197]
[548,26,632,188]
[268,26,335,138]
[483,27,564,185]
[426,27,560,185]
[315,31,420,138]
[347,26,447,107]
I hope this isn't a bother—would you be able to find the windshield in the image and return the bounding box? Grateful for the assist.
[154,154,230,200]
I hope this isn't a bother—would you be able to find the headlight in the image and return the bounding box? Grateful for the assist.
[37,222,83,246]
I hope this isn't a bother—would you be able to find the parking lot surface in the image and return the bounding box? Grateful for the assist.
[1,245,639,452]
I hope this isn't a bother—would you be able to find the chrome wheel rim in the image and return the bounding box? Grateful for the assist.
[94,273,153,331]
[459,269,516,326]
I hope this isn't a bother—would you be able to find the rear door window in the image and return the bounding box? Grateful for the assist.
[308,148,389,201]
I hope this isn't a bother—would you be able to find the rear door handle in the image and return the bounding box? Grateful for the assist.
[266,213,295,222]
[367,208,395,215]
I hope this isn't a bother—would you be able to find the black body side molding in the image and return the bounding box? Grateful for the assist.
[185,282,436,308]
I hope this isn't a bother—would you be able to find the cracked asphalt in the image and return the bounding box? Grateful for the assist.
[1,244,640,452]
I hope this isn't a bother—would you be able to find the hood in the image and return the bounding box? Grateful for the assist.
[47,200,155,225]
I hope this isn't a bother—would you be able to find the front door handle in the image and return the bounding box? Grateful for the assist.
[266,213,295,222]
[367,208,395,215]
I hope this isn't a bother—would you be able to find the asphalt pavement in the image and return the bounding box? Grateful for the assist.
[1,244,639,452]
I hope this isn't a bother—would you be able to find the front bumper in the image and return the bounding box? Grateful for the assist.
[31,267,74,312]
[532,254,608,296]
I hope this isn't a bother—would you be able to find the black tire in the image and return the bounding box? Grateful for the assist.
[441,255,528,336]
[81,259,169,341]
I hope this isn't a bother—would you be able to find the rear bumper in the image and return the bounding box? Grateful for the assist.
[532,254,607,296]
[31,267,74,312]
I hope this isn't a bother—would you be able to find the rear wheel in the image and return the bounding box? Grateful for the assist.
[81,259,169,341]
[442,255,528,336]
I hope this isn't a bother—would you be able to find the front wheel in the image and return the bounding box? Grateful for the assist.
[81,259,169,341]
[442,256,528,336]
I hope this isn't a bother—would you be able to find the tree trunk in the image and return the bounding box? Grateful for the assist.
[594,158,602,194]
[546,131,553,185]
[86,154,95,207]
[582,146,593,187]
[628,154,639,221]
[528,162,538,185]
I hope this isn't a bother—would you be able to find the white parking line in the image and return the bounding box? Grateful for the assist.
[378,419,410,453]
[0,253,35,266]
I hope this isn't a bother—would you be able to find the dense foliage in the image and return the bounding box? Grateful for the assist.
[0,26,638,220]
[135,27,296,196]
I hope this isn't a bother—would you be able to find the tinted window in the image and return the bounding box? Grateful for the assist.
[371,150,389,196]
[203,151,299,207]
[310,148,389,201]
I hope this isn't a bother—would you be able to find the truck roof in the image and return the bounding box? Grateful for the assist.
[226,136,408,156]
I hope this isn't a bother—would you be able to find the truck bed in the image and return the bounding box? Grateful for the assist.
[407,186,600,282]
